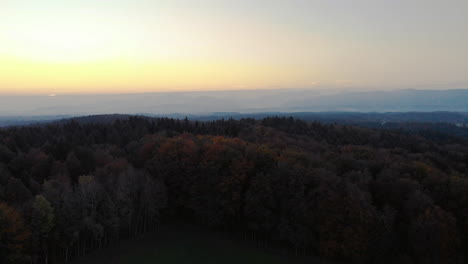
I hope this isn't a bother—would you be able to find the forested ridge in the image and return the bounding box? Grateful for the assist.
[0,116,467,263]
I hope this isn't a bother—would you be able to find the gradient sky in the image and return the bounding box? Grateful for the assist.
[1,0,467,94]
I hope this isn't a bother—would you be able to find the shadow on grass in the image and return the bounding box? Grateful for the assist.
[73,224,341,264]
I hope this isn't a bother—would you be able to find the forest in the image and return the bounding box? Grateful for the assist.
[0,115,467,263]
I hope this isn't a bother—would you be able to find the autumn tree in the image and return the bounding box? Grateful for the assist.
[0,202,30,263]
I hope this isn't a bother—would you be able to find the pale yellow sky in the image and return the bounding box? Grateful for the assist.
[1,0,467,94]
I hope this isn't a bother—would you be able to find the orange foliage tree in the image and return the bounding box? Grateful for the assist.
[0,202,30,263]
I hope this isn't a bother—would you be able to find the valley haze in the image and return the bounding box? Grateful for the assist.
[1,89,467,117]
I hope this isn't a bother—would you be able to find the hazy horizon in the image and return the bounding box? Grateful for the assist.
[1,0,467,94]
[0,88,467,116]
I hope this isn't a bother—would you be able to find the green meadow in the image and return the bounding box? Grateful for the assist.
[73,225,334,264]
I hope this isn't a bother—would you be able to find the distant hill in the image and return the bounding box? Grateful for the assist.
[179,111,468,123]
[0,115,73,127]
[0,89,467,116]
[2,112,468,141]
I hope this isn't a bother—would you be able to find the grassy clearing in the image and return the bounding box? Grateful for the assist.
[73,225,335,264]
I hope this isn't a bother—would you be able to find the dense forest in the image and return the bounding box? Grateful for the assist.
[0,116,467,263]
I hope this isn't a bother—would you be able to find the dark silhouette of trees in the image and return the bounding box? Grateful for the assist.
[0,115,467,263]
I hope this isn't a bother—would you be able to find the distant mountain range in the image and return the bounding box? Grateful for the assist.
[0,89,467,117]
[289,89,468,112]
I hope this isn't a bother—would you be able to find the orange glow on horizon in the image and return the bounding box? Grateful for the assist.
[1,1,467,94]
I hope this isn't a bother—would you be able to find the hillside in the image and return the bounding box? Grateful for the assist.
[0,116,467,263]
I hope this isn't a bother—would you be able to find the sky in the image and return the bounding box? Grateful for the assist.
[0,0,467,94]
